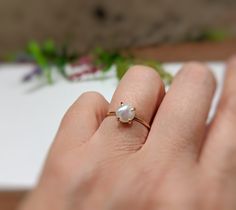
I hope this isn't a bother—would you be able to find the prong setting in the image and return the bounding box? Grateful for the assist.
[115,102,136,123]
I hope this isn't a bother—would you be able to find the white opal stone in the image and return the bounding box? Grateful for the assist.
[116,103,135,123]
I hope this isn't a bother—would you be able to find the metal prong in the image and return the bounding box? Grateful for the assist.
[117,117,120,121]
[131,107,136,111]
[128,120,132,124]
[120,102,124,106]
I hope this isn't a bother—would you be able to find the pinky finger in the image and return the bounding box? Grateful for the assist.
[201,56,236,174]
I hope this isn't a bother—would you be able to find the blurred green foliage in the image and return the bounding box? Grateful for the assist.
[190,29,229,42]
[27,40,78,83]
[8,40,173,85]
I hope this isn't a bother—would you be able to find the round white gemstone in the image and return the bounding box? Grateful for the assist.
[116,103,135,123]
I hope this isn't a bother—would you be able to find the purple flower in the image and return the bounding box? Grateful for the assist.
[22,66,42,82]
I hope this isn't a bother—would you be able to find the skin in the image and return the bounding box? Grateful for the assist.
[19,57,236,210]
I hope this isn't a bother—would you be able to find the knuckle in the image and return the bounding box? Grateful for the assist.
[78,91,108,110]
[77,91,108,111]
[182,62,216,87]
[127,65,164,91]
[129,64,156,73]
[183,61,208,72]
[128,65,162,81]
[60,91,107,126]
[78,91,105,103]
[79,91,103,98]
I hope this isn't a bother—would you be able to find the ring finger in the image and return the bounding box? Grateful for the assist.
[93,65,165,154]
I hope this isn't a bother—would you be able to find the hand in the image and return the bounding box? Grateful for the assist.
[19,57,236,210]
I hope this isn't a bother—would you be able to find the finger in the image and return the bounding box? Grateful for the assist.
[144,62,216,163]
[200,56,236,172]
[51,91,109,154]
[94,65,165,153]
[25,93,108,208]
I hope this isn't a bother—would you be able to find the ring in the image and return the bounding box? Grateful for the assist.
[106,102,151,130]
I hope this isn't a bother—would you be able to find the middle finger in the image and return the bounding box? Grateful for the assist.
[144,63,216,163]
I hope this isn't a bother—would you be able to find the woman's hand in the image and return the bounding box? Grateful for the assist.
[20,57,236,210]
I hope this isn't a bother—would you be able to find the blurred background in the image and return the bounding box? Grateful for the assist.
[0,1,236,210]
[0,0,236,56]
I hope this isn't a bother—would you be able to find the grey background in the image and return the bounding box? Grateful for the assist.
[0,0,235,56]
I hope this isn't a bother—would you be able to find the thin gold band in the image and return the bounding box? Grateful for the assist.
[106,111,151,130]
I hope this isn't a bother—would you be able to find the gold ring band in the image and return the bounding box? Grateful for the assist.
[106,111,150,130]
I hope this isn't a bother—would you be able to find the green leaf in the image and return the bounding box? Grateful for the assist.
[202,30,228,42]
[55,57,67,78]
[190,29,229,42]
[116,59,132,80]
[27,41,53,84]
[7,42,173,86]
[93,47,125,72]
[42,40,56,55]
